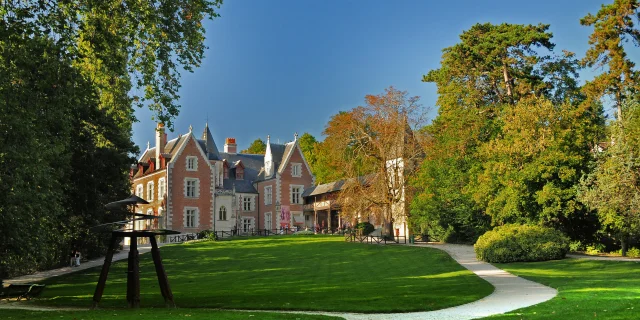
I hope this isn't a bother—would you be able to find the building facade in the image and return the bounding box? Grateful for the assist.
[130,124,315,237]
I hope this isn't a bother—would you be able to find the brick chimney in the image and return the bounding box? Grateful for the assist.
[155,123,167,168]
[224,137,237,153]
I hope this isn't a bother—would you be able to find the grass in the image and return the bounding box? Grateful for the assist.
[1,308,342,320]
[485,258,640,319]
[30,236,493,313]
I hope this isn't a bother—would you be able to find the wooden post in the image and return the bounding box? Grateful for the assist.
[314,209,318,234]
[92,234,118,308]
[149,236,175,307]
[127,237,140,308]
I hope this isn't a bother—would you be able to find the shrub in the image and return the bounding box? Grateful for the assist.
[294,230,315,235]
[356,222,375,236]
[586,243,605,255]
[474,224,570,263]
[197,230,216,241]
[569,240,585,252]
[626,247,640,258]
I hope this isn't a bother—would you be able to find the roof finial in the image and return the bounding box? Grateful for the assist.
[189,124,193,132]
[294,132,298,141]
[147,141,150,149]
[267,134,270,143]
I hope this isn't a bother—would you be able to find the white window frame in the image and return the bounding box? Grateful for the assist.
[242,217,253,233]
[136,184,143,198]
[265,212,272,229]
[290,185,304,204]
[219,206,227,221]
[158,178,166,200]
[291,163,302,177]
[184,178,200,198]
[186,156,198,171]
[264,186,272,205]
[243,196,253,211]
[184,207,199,228]
[147,181,154,201]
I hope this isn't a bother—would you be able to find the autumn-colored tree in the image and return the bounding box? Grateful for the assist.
[240,138,266,154]
[580,0,640,121]
[325,87,427,237]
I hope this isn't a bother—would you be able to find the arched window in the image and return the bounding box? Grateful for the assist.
[219,206,227,221]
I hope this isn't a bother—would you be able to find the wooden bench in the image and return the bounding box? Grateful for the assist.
[0,284,46,301]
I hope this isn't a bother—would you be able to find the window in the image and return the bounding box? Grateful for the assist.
[265,212,272,229]
[224,166,229,179]
[292,163,302,177]
[243,196,253,211]
[186,156,197,171]
[184,207,198,228]
[236,167,244,180]
[290,185,303,204]
[219,206,227,220]
[158,178,166,199]
[185,178,199,198]
[136,184,143,198]
[264,186,272,205]
[147,181,154,201]
[242,218,252,233]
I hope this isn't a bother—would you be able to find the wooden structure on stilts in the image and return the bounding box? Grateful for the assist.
[92,195,180,308]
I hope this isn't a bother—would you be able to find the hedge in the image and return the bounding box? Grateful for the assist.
[474,224,569,263]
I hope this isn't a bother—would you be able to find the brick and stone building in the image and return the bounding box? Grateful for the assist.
[130,123,315,238]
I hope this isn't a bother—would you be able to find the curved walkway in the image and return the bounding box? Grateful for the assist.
[1,243,558,320]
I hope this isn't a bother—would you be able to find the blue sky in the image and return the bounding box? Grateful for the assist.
[133,0,630,153]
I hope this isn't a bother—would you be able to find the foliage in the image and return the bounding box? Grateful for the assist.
[0,27,133,278]
[580,0,640,120]
[413,22,591,242]
[586,243,606,255]
[569,240,585,252]
[197,230,217,240]
[626,247,640,257]
[474,224,570,263]
[321,87,427,237]
[240,138,266,154]
[35,236,493,312]
[355,222,375,235]
[2,0,223,128]
[493,259,640,319]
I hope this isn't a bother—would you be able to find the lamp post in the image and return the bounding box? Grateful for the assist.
[275,201,281,233]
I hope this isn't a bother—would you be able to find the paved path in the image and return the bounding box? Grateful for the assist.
[567,253,640,262]
[4,245,156,285]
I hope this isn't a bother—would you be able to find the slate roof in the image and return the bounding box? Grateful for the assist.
[219,153,265,194]
[302,180,345,197]
[277,142,296,173]
[138,135,186,163]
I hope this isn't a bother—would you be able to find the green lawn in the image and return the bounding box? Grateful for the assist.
[31,236,492,313]
[486,258,640,319]
[1,308,342,320]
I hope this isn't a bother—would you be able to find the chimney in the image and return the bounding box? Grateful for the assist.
[155,123,166,168]
[224,137,237,153]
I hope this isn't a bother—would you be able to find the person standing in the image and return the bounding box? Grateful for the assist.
[74,250,81,267]
[69,250,76,267]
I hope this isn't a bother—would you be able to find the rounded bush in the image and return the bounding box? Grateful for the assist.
[356,222,375,235]
[294,230,315,235]
[474,224,569,263]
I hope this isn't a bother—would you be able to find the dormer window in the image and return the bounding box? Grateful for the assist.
[186,156,197,171]
[236,169,244,180]
[292,163,302,177]
[224,166,229,179]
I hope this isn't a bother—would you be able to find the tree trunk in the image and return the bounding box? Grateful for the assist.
[502,64,512,97]
[621,234,629,257]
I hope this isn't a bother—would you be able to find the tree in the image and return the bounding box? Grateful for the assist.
[3,0,223,129]
[298,133,318,171]
[579,101,640,256]
[580,0,640,121]
[240,138,266,154]
[414,23,584,242]
[325,87,427,237]
[577,1,640,256]
[471,97,602,240]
